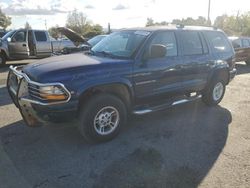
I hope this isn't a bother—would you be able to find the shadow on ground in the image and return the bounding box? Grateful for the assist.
[0,87,12,106]
[0,100,231,188]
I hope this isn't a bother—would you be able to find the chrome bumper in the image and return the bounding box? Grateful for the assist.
[7,66,71,127]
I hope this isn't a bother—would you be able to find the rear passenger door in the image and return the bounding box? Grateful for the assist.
[177,31,211,91]
[34,31,52,57]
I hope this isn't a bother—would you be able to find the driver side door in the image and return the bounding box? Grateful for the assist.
[8,30,29,59]
[133,31,183,100]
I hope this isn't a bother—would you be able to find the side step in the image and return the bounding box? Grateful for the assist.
[133,94,202,115]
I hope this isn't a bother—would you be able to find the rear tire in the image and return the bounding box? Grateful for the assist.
[77,93,127,143]
[202,79,226,106]
[0,53,6,66]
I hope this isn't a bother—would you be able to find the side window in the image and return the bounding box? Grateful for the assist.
[13,31,27,42]
[34,31,47,42]
[204,31,231,53]
[242,39,250,47]
[149,31,177,56]
[179,31,203,55]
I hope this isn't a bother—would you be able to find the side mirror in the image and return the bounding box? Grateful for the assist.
[7,37,11,42]
[149,44,167,59]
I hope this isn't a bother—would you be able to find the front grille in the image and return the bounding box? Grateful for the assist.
[9,66,70,105]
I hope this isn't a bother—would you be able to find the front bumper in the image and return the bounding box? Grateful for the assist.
[7,66,73,127]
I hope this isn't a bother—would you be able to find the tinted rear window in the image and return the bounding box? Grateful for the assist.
[204,31,231,53]
[242,39,250,47]
[179,31,203,55]
[34,31,47,42]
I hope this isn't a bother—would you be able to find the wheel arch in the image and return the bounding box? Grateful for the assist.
[77,82,134,115]
[208,66,230,86]
[0,49,8,64]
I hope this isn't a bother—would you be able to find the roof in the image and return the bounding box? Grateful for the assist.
[121,25,222,32]
[228,36,250,40]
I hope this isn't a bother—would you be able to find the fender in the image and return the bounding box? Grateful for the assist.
[0,47,9,59]
[207,60,230,85]
[76,76,135,100]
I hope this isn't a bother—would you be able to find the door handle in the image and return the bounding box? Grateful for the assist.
[22,44,27,47]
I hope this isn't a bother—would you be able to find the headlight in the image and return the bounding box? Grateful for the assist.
[39,85,68,100]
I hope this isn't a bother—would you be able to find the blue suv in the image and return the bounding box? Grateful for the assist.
[7,26,237,143]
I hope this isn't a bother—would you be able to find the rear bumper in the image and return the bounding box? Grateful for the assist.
[7,66,77,127]
[229,68,237,81]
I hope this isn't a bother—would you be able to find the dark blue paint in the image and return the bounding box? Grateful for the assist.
[21,28,236,122]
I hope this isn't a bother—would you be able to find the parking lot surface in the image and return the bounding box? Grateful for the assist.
[0,61,250,188]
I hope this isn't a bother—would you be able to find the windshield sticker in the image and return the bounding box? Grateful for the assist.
[134,31,150,36]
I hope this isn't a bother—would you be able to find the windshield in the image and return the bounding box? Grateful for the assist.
[88,35,107,47]
[2,30,16,41]
[92,30,150,58]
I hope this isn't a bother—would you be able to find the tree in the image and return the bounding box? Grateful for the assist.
[214,14,236,35]
[65,9,103,38]
[146,16,208,27]
[238,12,250,36]
[66,9,87,36]
[213,12,250,36]
[146,18,154,27]
[83,23,103,38]
[24,22,32,29]
[145,18,168,27]
[0,8,11,29]
[48,25,60,39]
[172,16,208,26]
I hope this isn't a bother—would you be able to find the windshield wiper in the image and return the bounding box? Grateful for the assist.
[95,51,118,58]
[90,50,129,59]
[85,49,95,56]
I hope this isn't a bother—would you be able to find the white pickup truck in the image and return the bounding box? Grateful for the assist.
[0,27,86,65]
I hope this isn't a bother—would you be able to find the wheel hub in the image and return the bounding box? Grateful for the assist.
[213,82,224,101]
[94,106,120,135]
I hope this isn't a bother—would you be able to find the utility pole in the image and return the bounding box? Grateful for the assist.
[45,19,47,30]
[207,0,211,25]
[108,23,111,34]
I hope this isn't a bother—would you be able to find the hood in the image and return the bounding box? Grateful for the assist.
[57,27,87,43]
[22,53,131,82]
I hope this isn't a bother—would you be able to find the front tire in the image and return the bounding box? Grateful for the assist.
[202,79,226,106]
[77,94,127,143]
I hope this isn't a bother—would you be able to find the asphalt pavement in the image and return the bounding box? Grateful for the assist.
[0,61,249,188]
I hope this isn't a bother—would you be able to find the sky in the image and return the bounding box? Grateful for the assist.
[0,0,250,30]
